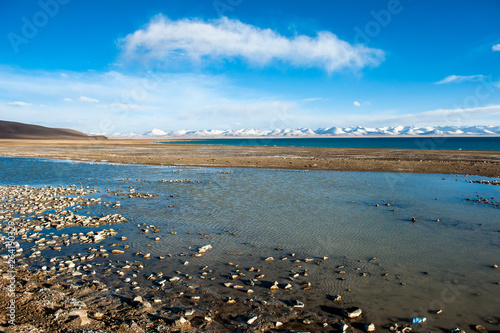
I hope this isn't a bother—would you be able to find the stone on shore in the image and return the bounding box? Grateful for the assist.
[68,309,90,326]
[343,307,362,318]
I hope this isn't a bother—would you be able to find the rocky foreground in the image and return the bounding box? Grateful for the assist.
[0,184,381,333]
[0,183,496,332]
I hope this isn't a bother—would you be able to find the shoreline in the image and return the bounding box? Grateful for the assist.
[0,139,499,177]
[0,150,498,332]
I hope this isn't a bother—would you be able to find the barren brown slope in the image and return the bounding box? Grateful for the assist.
[0,120,106,139]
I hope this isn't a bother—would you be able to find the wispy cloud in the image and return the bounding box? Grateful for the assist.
[303,98,323,102]
[1,67,499,132]
[63,98,72,102]
[0,67,301,132]
[6,101,31,107]
[435,74,486,84]
[120,15,385,73]
[492,44,500,51]
[330,105,500,127]
[78,96,99,103]
[353,101,361,107]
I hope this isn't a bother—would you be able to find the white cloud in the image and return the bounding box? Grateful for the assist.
[63,98,72,102]
[492,44,500,51]
[0,67,304,132]
[332,105,500,127]
[120,15,385,73]
[1,67,499,132]
[303,98,323,102]
[6,101,31,107]
[353,101,361,107]
[78,96,99,103]
[435,75,486,84]
[405,105,500,122]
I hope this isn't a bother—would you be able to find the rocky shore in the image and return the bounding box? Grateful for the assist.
[0,184,394,332]
[1,181,497,332]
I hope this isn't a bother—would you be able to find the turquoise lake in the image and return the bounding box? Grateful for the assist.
[163,136,500,151]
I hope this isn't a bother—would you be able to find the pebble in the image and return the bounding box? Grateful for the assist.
[292,300,305,308]
[450,328,466,333]
[247,316,258,325]
[173,317,191,330]
[365,323,376,332]
[68,309,90,326]
[343,307,362,318]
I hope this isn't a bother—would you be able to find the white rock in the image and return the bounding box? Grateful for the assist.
[365,323,376,332]
[198,245,212,253]
[344,307,362,318]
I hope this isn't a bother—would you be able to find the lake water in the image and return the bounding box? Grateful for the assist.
[163,137,500,151]
[0,156,499,328]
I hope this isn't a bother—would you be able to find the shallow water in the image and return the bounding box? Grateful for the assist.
[1,157,499,328]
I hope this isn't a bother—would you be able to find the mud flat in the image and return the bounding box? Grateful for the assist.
[0,139,499,177]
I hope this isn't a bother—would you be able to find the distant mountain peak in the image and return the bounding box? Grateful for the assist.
[106,125,500,138]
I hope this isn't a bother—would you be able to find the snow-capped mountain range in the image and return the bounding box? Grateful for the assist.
[102,125,500,138]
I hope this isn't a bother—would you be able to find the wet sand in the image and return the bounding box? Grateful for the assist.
[0,138,499,177]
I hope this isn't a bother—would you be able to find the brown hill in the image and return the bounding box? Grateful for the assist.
[0,120,107,140]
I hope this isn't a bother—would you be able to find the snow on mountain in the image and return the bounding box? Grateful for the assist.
[103,125,500,138]
[144,128,169,136]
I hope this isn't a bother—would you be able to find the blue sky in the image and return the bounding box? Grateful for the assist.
[0,0,499,133]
